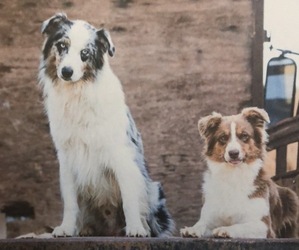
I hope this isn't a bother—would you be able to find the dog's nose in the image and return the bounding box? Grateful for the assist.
[229,150,239,160]
[61,67,73,80]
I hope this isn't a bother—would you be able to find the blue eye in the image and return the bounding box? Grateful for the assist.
[56,42,67,53]
[81,49,90,61]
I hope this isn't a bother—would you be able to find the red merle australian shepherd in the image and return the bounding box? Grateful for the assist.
[181,107,298,238]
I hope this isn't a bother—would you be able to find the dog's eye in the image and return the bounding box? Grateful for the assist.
[81,49,90,62]
[56,42,67,53]
[218,135,228,145]
[240,133,250,143]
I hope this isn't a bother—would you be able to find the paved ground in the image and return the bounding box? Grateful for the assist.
[1,237,299,250]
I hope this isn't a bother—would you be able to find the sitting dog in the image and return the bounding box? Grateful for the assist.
[38,13,174,237]
[180,107,298,238]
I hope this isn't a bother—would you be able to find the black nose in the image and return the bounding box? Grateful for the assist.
[229,150,239,160]
[61,67,73,80]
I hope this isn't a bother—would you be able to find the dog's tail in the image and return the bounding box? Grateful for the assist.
[275,185,299,238]
[147,182,175,237]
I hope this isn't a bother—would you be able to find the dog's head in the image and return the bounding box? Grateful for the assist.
[198,107,270,166]
[40,13,115,83]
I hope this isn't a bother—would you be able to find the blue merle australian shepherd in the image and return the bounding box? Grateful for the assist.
[38,13,174,237]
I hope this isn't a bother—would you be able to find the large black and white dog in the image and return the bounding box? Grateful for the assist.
[39,13,174,237]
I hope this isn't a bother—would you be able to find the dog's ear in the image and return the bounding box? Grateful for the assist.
[241,107,270,128]
[198,112,222,139]
[41,13,68,36]
[96,29,115,57]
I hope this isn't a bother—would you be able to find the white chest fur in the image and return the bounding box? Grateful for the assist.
[202,160,269,228]
[42,67,128,190]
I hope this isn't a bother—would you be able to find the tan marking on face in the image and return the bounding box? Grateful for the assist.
[45,50,58,81]
[82,62,96,82]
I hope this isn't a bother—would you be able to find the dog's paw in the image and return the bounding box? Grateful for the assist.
[180,226,203,238]
[126,225,149,237]
[79,226,95,236]
[213,226,232,238]
[52,225,77,237]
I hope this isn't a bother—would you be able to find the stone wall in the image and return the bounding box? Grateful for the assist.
[0,0,254,237]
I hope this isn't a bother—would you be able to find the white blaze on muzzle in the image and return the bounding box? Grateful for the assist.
[224,122,244,164]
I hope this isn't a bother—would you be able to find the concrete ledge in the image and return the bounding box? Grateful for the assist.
[0,237,299,250]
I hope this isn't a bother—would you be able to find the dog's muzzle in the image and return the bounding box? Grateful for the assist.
[227,150,243,165]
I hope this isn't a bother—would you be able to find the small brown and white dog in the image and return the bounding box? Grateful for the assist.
[180,107,299,238]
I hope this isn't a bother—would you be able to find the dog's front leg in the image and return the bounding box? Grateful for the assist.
[180,204,212,237]
[180,220,210,238]
[53,155,79,237]
[212,221,268,238]
[111,153,149,237]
